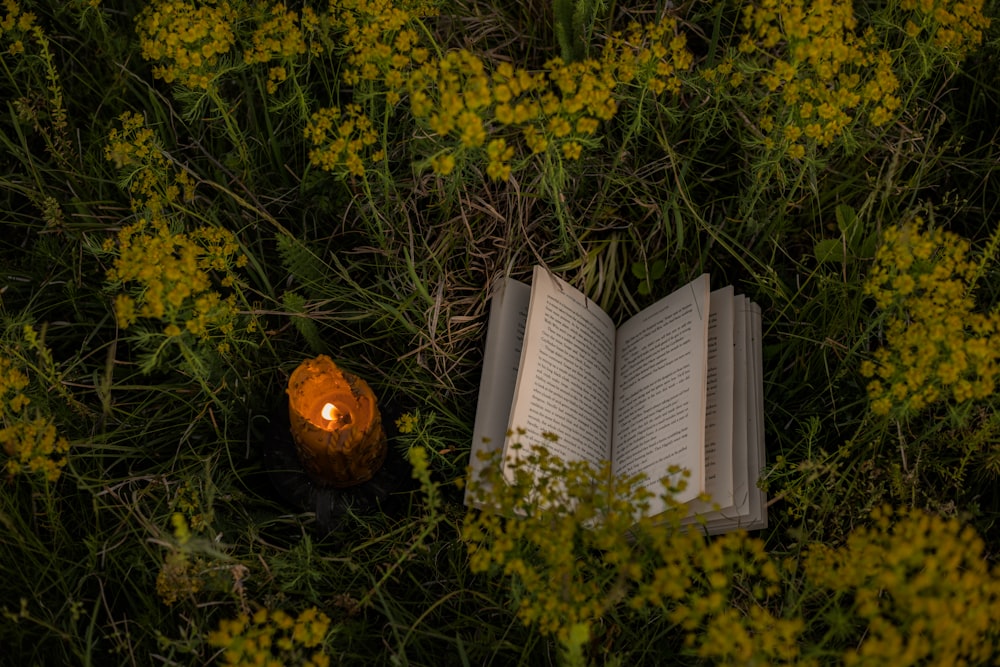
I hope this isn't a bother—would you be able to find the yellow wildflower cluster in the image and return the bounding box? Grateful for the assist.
[406,18,692,180]
[463,444,659,640]
[408,50,543,177]
[243,2,322,93]
[486,61,550,153]
[725,0,901,157]
[135,0,237,90]
[105,111,196,215]
[173,480,212,532]
[303,0,443,176]
[662,532,803,664]
[156,513,208,606]
[394,411,418,434]
[103,112,252,354]
[603,17,695,97]
[410,50,503,147]
[408,52,602,176]
[463,441,802,662]
[156,550,206,606]
[0,354,29,416]
[0,351,70,483]
[0,0,36,56]
[305,103,384,177]
[901,0,991,57]
[1,414,70,483]
[542,56,619,160]
[328,0,434,101]
[861,218,1000,416]
[208,606,331,667]
[803,506,1000,665]
[104,217,247,345]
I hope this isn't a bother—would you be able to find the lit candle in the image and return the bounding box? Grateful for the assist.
[287,355,387,487]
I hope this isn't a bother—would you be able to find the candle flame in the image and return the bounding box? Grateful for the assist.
[321,402,339,422]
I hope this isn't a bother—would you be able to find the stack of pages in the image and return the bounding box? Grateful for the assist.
[466,266,766,534]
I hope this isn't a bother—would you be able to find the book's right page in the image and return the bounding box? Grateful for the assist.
[695,294,750,531]
[611,274,711,511]
[684,286,736,521]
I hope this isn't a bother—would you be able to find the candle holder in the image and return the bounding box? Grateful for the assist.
[260,356,412,534]
[287,355,387,487]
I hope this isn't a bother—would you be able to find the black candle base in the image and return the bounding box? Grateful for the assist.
[261,405,413,534]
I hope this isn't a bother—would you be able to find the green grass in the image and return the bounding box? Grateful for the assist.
[2,0,1000,664]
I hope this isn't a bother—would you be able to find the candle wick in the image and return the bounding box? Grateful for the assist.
[320,402,352,426]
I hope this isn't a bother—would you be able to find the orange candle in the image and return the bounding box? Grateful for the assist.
[287,355,387,487]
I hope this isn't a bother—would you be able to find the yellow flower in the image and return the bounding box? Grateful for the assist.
[457,109,486,148]
[106,216,245,344]
[805,506,1000,665]
[334,0,437,93]
[306,104,380,177]
[395,412,418,434]
[561,141,582,160]
[863,217,998,416]
[429,152,456,176]
[209,606,330,666]
[728,0,908,153]
[135,0,237,90]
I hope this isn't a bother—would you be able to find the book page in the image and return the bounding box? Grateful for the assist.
[685,286,735,517]
[504,266,617,480]
[695,294,749,530]
[466,276,531,506]
[703,297,765,533]
[749,301,767,528]
[611,274,710,508]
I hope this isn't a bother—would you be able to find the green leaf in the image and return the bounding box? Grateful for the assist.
[835,204,867,253]
[649,258,666,280]
[277,234,326,298]
[632,258,666,296]
[814,239,845,264]
[282,291,328,355]
[860,230,879,259]
[835,204,856,236]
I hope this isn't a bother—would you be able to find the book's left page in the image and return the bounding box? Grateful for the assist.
[465,276,531,507]
[504,266,617,482]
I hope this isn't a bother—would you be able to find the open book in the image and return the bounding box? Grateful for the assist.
[466,266,766,534]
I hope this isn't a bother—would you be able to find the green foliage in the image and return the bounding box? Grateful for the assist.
[282,292,330,356]
[1,0,1000,663]
[277,234,327,298]
[553,0,606,62]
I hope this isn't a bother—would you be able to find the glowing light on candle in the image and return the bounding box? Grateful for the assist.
[287,355,387,487]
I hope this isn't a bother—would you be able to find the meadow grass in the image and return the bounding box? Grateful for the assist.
[2,0,1000,664]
